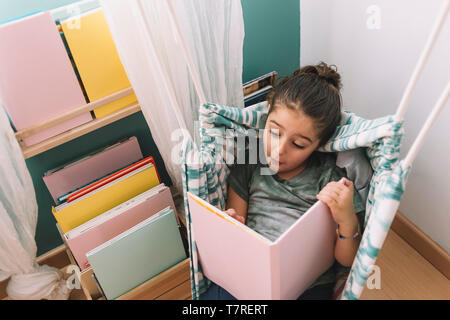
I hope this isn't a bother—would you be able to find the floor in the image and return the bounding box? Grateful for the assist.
[359,228,449,300]
[68,227,449,300]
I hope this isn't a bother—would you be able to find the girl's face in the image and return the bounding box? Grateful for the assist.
[263,105,321,177]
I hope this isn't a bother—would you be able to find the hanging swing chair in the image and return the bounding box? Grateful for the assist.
[171,1,450,300]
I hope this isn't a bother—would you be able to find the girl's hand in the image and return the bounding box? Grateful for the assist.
[224,208,245,224]
[317,178,358,228]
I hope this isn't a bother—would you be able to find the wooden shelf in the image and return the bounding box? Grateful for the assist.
[71,249,191,300]
[15,87,139,159]
[116,258,191,300]
[62,208,191,300]
[21,103,140,159]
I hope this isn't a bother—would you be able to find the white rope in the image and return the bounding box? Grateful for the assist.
[395,0,449,122]
[166,0,207,106]
[402,81,450,170]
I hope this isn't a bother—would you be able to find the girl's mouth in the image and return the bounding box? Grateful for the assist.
[272,159,284,166]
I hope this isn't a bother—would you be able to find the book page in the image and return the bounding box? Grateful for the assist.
[276,200,336,299]
[188,192,276,299]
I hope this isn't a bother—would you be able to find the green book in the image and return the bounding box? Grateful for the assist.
[86,207,186,300]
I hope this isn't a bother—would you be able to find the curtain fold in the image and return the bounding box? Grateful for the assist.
[0,106,71,300]
[100,0,245,201]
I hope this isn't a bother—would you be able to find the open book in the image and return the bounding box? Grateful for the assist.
[187,192,337,300]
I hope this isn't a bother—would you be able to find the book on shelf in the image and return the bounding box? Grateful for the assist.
[86,206,187,300]
[52,159,161,234]
[0,11,92,146]
[59,156,153,204]
[62,183,179,271]
[243,71,277,107]
[43,136,143,205]
[60,8,137,118]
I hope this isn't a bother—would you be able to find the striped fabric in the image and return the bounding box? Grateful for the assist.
[181,101,408,300]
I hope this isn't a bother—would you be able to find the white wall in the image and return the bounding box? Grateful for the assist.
[300,0,449,251]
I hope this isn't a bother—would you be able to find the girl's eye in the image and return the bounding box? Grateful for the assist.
[293,143,305,149]
[270,129,279,136]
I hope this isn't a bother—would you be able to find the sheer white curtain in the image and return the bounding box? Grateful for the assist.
[100,0,245,202]
[0,106,71,300]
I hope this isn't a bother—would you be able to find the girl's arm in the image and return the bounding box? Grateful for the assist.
[224,185,248,224]
[333,216,360,267]
[317,178,361,267]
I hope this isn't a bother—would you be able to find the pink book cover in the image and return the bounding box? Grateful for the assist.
[65,185,179,270]
[187,192,336,300]
[43,136,142,205]
[0,12,92,146]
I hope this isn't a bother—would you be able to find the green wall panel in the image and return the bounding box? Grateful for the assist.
[241,0,300,83]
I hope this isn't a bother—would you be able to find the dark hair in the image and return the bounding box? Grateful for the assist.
[266,62,342,147]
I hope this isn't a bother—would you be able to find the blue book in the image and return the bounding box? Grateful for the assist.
[86,207,186,300]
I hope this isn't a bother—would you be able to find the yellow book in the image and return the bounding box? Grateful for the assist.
[52,164,160,234]
[61,9,137,118]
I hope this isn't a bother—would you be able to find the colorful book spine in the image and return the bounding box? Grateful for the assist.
[43,136,143,205]
[66,157,155,203]
[60,9,137,118]
[63,184,179,271]
[52,163,161,234]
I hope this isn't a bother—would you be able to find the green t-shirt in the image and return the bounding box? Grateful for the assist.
[227,151,365,289]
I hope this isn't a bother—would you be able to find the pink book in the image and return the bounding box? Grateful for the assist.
[63,184,179,270]
[187,192,337,300]
[0,11,92,146]
[43,136,142,205]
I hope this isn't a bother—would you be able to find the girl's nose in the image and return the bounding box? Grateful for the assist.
[276,138,287,157]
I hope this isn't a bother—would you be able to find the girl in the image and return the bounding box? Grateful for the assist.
[200,62,365,300]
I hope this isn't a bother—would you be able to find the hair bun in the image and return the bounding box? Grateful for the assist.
[299,62,342,90]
